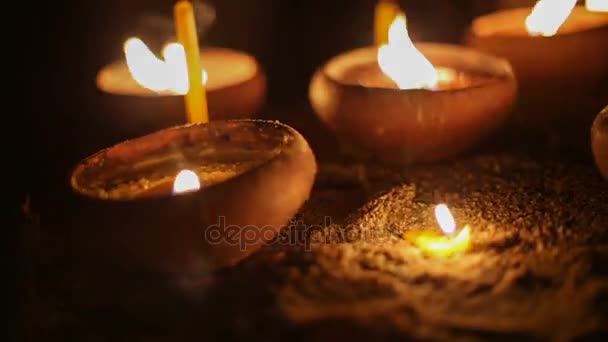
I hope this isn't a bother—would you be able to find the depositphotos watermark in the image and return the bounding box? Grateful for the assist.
[204,216,338,251]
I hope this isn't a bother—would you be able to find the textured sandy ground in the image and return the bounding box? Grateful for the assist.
[21,153,608,341]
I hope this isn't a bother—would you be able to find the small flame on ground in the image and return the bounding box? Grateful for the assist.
[435,204,456,235]
[416,226,471,256]
[404,204,471,256]
[124,37,207,94]
[377,14,438,90]
[173,169,201,194]
[587,0,608,12]
[526,0,577,37]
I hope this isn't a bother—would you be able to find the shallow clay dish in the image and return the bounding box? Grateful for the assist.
[71,120,316,275]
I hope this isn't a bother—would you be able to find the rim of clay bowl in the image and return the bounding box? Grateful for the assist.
[97,47,264,97]
[322,43,515,94]
[71,119,309,201]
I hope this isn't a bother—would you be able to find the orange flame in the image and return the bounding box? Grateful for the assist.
[124,37,208,94]
[526,0,577,36]
[587,0,608,12]
[172,169,201,194]
[405,204,471,257]
[377,15,438,90]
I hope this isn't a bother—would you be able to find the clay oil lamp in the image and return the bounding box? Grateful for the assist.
[70,3,313,276]
[70,120,317,276]
[96,4,266,140]
[592,105,608,179]
[310,14,517,164]
[466,0,608,133]
[405,204,472,257]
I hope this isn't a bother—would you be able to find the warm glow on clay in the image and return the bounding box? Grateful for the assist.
[124,37,208,94]
[405,204,471,256]
[587,0,608,12]
[377,15,438,90]
[526,0,577,36]
[173,169,201,194]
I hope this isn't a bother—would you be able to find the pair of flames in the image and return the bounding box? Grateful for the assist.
[171,167,468,254]
[368,0,608,90]
[125,0,607,94]
[377,0,608,89]
[123,14,440,92]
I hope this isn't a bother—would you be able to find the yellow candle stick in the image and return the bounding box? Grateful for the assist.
[174,0,208,124]
[374,0,401,45]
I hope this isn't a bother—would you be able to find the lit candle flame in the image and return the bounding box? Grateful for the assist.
[526,0,578,37]
[435,204,456,235]
[405,204,471,257]
[124,37,208,94]
[172,169,201,194]
[586,0,608,12]
[377,14,438,90]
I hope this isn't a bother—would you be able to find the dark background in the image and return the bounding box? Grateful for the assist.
[14,0,500,338]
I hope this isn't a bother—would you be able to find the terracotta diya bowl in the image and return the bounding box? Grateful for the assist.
[70,120,316,275]
[309,43,517,164]
[592,106,608,179]
[96,48,267,140]
[466,7,608,131]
